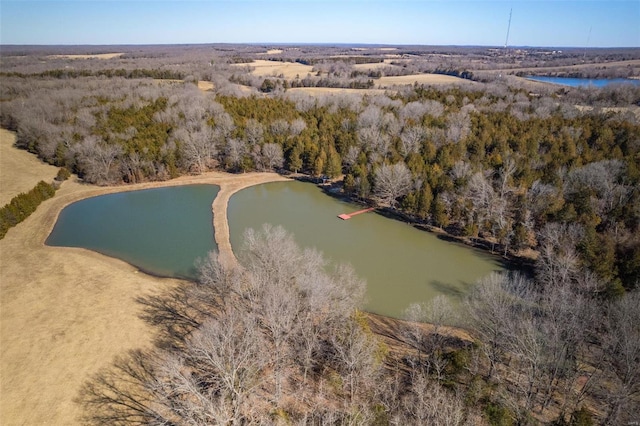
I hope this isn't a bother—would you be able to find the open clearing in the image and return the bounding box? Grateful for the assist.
[377,73,476,87]
[0,129,59,207]
[257,49,284,55]
[197,81,215,91]
[352,59,398,71]
[46,53,124,60]
[152,79,215,92]
[0,132,287,425]
[236,59,315,79]
[232,59,473,88]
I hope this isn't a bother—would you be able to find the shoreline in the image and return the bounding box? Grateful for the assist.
[1,137,502,424]
[0,166,287,425]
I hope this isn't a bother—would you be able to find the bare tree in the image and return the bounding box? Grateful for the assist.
[465,272,530,379]
[446,110,471,143]
[374,162,413,207]
[331,316,381,406]
[270,119,290,137]
[173,124,217,173]
[536,223,583,288]
[224,138,247,171]
[400,372,470,425]
[179,306,268,424]
[75,135,123,185]
[600,291,640,425]
[399,125,426,157]
[261,143,284,170]
[343,145,360,170]
[357,126,391,158]
[289,118,307,136]
[465,170,495,234]
[244,119,264,146]
[403,296,455,379]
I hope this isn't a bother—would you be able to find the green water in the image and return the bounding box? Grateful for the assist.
[228,181,502,318]
[46,185,219,279]
[46,181,502,318]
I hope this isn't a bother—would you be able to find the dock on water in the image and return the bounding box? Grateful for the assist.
[337,207,375,220]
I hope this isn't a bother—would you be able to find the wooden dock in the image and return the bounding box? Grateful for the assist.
[337,207,375,220]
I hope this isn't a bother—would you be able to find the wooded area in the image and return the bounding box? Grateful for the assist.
[1,45,638,424]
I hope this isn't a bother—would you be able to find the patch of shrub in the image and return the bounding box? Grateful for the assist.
[484,402,515,426]
[55,167,71,182]
[0,181,56,239]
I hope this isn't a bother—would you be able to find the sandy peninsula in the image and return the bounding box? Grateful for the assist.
[0,130,287,425]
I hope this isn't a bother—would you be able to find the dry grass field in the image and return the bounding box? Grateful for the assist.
[377,73,476,87]
[46,53,124,60]
[352,59,397,71]
[197,81,215,91]
[152,79,215,92]
[236,59,315,79]
[0,132,287,425]
[0,129,59,207]
[257,49,284,55]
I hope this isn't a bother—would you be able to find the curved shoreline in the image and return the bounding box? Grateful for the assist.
[0,170,287,425]
[45,171,290,269]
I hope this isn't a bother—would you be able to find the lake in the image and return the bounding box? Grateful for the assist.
[228,181,502,318]
[526,76,640,88]
[46,185,219,279]
[46,181,502,318]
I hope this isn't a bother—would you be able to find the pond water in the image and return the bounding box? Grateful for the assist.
[526,76,640,88]
[228,181,502,318]
[46,185,219,279]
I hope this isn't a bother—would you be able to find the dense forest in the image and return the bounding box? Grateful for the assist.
[1,46,639,424]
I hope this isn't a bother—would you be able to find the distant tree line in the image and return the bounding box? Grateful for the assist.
[1,68,189,81]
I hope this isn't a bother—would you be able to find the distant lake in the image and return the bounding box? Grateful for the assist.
[46,185,219,279]
[526,76,640,87]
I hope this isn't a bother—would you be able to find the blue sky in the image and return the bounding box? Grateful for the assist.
[1,1,638,47]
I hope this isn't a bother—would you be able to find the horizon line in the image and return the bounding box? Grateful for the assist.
[1,42,639,50]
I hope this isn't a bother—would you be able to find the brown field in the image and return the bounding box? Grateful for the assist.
[0,129,59,207]
[236,59,315,79]
[197,81,215,91]
[46,53,124,60]
[258,49,284,55]
[352,59,397,71]
[287,87,387,96]
[152,79,215,92]
[0,132,287,425]
[377,73,476,87]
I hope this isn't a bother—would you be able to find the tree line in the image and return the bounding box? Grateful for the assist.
[1,74,639,295]
[0,179,58,239]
